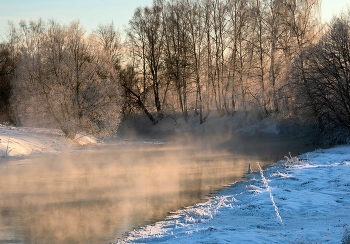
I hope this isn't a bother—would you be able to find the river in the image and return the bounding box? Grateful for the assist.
[0,134,315,243]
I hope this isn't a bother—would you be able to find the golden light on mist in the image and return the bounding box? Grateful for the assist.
[0,135,308,243]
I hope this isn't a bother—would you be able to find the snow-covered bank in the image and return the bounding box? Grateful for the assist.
[119,146,350,243]
[1,123,349,243]
[0,125,97,158]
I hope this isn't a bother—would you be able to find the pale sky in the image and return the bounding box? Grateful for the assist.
[0,0,154,40]
[0,0,349,40]
[322,0,349,23]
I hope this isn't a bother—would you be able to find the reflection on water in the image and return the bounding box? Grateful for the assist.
[0,136,312,243]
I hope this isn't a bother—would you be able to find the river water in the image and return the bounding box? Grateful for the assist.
[0,135,315,243]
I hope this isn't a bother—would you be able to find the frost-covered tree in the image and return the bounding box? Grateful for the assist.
[94,22,122,71]
[11,20,121,138]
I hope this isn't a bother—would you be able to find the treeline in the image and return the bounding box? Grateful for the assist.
[0,0,350,141]
[123,0,321,124]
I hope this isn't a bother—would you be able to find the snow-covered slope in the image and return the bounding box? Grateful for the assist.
[119,146,350,243]
[0,125,96,158]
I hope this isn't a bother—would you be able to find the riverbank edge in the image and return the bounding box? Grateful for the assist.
[118,145,350,243]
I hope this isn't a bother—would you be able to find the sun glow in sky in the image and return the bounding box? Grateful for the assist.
[0,0,349,40]
[322,0,349,22]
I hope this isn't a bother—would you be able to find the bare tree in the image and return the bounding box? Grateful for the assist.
[281,0,322,116]
[248,0,270,115]
[144,3,165,118]
[162,0,194,121]
[11,20,121,138]
[0,43,15,122]
[126,7,150,114]
[295,14,350,131]
[206,0,230,115]
[94,22,122,70]
[185,0,205,123]
[122,0,322,124]
[119,65,157,124]
[227,0,251,113]
[127,3,165,121]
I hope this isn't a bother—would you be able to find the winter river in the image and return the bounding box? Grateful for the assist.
[0,135,315,243]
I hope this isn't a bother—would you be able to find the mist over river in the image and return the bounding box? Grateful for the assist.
[0,134,315,243]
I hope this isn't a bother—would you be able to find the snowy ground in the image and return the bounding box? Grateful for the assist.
[118,147,350,244]
[0,125,97,159]
[0,124,349,243]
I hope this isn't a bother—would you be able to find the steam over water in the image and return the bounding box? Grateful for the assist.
[0,135,313,243]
